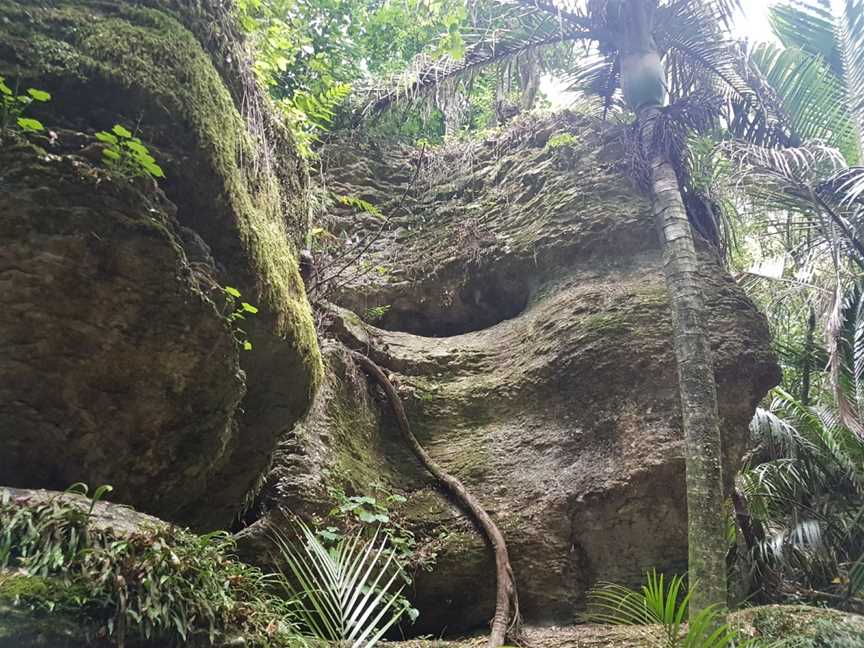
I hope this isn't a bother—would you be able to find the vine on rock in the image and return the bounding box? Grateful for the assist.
[348,350,521,648]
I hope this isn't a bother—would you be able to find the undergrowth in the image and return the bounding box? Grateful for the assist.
[0,488,305,647]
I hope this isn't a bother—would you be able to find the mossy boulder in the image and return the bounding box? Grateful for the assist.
[238,114,781,634]
[0,0,321,528]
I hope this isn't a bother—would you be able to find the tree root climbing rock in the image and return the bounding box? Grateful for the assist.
[349,350,522,647]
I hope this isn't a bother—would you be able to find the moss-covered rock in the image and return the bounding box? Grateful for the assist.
[239,113,781,634]
[0,0,321,528]
[0,487,302,648]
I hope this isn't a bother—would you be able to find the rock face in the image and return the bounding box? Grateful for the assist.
[0,1,321,529]
[237,114,781,633]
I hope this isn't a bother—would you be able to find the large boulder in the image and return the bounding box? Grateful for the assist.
[0,0,321,528]
[237,114,781,633]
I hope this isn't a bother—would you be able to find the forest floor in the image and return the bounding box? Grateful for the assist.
[385,624,646,647]
[384,605,864,647]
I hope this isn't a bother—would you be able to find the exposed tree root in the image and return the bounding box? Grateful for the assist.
[349,350,521,648]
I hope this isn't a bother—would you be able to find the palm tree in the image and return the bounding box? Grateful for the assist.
[359,0,783,620]
[615,0,730,617]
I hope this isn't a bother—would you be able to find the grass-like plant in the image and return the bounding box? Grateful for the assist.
[585,570,751,648]
[272,520,412,647]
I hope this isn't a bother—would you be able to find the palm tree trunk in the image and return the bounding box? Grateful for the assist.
[622,0,727,620]
[638,104,729,617]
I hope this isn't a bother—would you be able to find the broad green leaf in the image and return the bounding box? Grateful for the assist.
[102,148,121,160]
[124,140,149,155]
[241,302,258,314]
[95,131,118,144]
[143,161,165,178]
[0,81,11,96]
[224,286,242,298]
[135,152,157,164]
[17,117,44,132]
[112,124,133,138]
[243,341,253,351]
[26,88,51,102]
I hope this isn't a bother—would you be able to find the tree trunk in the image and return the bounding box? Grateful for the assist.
[518,50,541,111]
[622,0,728,620]
[638,103,729,619]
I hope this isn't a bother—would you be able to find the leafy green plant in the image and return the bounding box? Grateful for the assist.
[0,488,305,647]
[546,133,578,150]
[223,285,259,351]
[736,385,864,604]
[279,83,352,158]
[364,305,391,323]
[327,486,422,568]
[585,570,750,648]
[273,521,413,646]
[94,124,165,179]
[336,194,383,219]
[0,76,50,133]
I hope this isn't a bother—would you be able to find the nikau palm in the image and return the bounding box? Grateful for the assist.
[617,0,729,617]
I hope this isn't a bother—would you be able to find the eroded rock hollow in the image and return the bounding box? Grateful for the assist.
[238,115,781,633]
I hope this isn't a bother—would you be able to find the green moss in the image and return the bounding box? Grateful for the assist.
[0,574,88,612]
[0,574,54,604]
[742,605,864,646]
[0,1,322,388]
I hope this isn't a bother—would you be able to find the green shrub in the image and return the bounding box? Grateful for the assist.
[0,488,304,647]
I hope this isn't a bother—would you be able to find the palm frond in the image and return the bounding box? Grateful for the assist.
[725,140,864,266]
[751,42,859,163]
[273,522,411,647]
[771,1,842,75]
[357,2,599,117]
[827,281,864,441]
[585,570,742,648]
[838,0,864,147]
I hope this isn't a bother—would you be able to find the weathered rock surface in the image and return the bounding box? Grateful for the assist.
[0,1,321,528]
[238,114,781,633]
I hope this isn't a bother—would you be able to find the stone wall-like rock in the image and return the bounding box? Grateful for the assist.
[0,0,321,529]
[237,114,781,634]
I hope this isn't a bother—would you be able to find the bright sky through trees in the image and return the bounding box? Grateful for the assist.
[734,0,779,43]
[541,0,782,107]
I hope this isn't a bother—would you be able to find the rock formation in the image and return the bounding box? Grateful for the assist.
[237,114,781,633]
[0,0,321,529]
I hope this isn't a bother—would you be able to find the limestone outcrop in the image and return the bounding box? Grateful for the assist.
[0,0,321,529]
[237,114,781,633]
